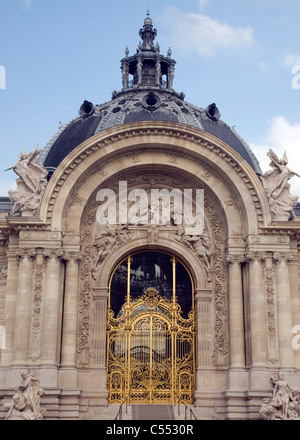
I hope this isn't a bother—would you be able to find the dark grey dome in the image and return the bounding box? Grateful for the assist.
[39,89,261,177]
[38,13,261,177]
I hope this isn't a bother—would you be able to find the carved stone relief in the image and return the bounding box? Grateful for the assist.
[29,254,46,361]
[4,372,46,420]
[0,264,7,281]
[260,374,300,420]
[263,258,278,364]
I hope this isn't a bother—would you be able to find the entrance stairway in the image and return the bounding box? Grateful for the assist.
[82,403,221,420]
[132,404,175,420]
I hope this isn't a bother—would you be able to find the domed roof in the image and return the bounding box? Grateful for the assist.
[38,13,261,177]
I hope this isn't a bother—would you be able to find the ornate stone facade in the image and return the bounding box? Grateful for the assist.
[0,13,300,420]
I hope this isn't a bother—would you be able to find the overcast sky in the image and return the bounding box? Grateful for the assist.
[0,0,300,197]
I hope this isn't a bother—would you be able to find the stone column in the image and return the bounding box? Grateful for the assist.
[226,254,245,368]
[60,251,82,368]
[41,248,63,367]
[273,252,294,368]
[13,248,36,366]
[247,252,267,367]
[2,247,19,366]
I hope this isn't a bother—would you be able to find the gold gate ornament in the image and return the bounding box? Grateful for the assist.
[107,287,196,405]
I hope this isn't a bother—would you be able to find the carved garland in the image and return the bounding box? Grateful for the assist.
[29,254,46,361]
[263,260,278,364]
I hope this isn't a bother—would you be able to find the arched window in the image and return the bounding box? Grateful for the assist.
[109,251,194,318]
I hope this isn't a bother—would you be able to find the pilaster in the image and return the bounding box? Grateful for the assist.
[59,251,82,388]
[12,247,36,366]
[41,248,64,368]
[226,254,246,368]
[273,252,294,368]
[246,251,267,367]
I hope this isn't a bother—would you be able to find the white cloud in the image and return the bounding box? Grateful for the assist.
[160,6,255,57]
[20,0,32,10]
[250,117,300,198]
[284,53,300,68]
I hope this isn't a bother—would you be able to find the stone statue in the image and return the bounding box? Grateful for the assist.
[7,145,48,217]
[260,373,300,420]
[137,58,143,86]
[122,61,129,89]
[168,63,175,89]
[187,233,212,281]
[91,224,133,281]
[261,149,299,221]
[175,226,212,281]
[155,57,161,86]
[4,371,46,420]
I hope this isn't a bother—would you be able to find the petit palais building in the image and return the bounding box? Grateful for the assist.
[0,14,300,421]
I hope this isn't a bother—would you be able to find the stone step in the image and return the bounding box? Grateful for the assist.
[131,404,175,420]
[82,403,220,421]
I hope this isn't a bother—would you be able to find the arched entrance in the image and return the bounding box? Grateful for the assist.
[107,251,196,404]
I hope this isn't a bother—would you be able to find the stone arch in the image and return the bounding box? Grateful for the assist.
[39,122,271,239]
[95,237,207,291]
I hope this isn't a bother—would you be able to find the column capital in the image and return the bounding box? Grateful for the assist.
[246,251,267,263]
[63,251,82,263]
[43,247,64,260]
[226,254,245,265]
[16,247,37,259]
[273,252,293,263]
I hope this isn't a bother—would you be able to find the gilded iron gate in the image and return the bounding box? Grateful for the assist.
[107,286,196,405]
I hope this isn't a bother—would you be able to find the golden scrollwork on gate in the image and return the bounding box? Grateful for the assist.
[107,285,196,405]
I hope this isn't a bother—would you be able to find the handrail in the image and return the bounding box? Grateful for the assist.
[114,393,198,420]
[174,393,198,420]
[114,393,130,420]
